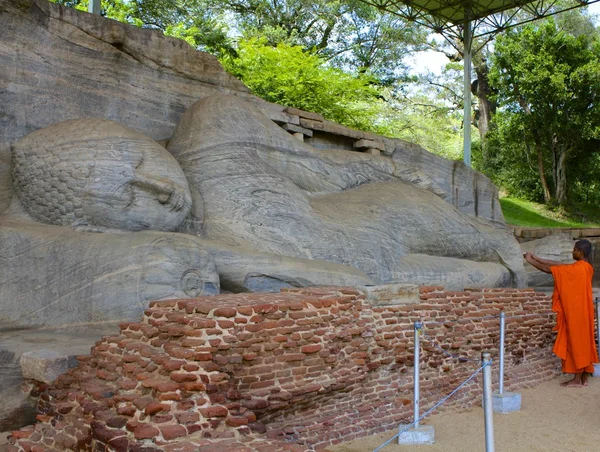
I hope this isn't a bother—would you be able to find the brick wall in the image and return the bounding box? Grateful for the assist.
[9,286,559,451]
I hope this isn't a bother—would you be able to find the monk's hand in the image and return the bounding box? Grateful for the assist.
[523,252,533,263]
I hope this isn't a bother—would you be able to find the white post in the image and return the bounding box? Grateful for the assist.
[463,19,472,167]
[413,321,421,428]
[88,0,101,15]
[499,311,505,394]
[482,352,495,452]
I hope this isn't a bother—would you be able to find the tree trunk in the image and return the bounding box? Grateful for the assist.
[554,148,568,205]
[533,132,552,203]
[472,63,496,139]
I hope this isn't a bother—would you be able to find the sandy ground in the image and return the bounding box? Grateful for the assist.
[1,375,599,452]
[330,375,600,452]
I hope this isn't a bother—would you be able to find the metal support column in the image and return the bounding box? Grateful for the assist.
[88,0,101,15]
[413,321,422,428]
[482,352,495,452]
[498,311,506,394]
[463,18,472,167]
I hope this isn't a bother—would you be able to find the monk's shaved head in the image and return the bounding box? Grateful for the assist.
[574,239,593,264]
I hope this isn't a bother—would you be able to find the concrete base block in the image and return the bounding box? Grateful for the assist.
[593,363,600,377]
[398,424,435,445]
[492,391,521,413]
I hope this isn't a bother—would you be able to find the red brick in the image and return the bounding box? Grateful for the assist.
[133,424,159,440]
[170,373,198,383]
[163,360,186,371]
[213,308,237,318]
[144,402,170,415]
[199,406,229,418]
[301,344,322,354]
[176,412,200,423]
[225,416,249,427]
[160,424,187,440]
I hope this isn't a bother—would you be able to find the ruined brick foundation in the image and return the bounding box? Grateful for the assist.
[8,286,559,451]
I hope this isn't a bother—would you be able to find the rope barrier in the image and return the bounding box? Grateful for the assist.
[372,360,491,452]
[369,307,554,451]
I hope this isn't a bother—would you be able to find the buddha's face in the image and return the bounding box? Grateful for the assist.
[12,119,192,231]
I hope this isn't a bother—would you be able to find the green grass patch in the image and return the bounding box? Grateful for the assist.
[500,197,600,228]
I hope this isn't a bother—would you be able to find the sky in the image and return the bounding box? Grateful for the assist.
[408,2,600,76]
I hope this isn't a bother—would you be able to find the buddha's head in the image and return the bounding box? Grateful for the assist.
[12,119,192,231]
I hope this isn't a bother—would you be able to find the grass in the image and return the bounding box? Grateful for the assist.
[500,197,600,228]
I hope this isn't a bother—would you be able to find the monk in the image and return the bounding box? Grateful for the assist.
[524,239,598,387]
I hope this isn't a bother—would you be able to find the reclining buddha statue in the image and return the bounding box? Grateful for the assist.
[0,94,525,329]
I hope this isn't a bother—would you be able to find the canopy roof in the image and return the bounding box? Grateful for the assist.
[364,0,599,37]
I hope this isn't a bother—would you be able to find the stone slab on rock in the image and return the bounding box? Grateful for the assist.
[362,284,420,306]
[20,350,68,384]
[283,106,324,121]
[354,138,385,151]
[281,123,313,137]
[0,323,119,431]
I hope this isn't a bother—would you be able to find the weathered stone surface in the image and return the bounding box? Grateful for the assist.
[388,138,504,222]
[1,0,502,226]
[0,218,220,328]
[521,234,575,287]
[0,143,11,213]
[0,216,372,328]
[20,350,68,384]
[168,95,525,289]
[0,349,37,432]
[0,0,249,150]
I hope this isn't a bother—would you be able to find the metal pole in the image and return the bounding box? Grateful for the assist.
[463,19,472,167]
[482,352,495,452]
[414,321,422,428]
[88,0,101,15]
[499,311,506,395]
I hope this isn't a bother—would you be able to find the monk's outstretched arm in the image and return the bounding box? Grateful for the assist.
[531,254,564,266]
[524,253,552,274]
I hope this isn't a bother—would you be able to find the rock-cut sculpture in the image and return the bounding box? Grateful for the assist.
[168,95,525,288]
[0,94,525,329]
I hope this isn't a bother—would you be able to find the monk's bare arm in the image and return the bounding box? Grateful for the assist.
[531,254,563,266]
[524,253,552,274]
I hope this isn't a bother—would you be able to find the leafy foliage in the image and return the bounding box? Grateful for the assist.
[220,38,382,130]
[486,18,600,205]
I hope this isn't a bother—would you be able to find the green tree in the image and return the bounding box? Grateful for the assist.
[220,37,382,130]
[488,19,600,205]
[50,0,235,55]
[221,0,427,81]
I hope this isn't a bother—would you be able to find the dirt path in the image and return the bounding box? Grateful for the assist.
[330,375,600,452]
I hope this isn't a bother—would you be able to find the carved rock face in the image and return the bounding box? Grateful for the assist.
[168,95,526,288]
[12,119,192,231]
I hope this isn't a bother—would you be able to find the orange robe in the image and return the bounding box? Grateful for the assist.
[551,260,598,373]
